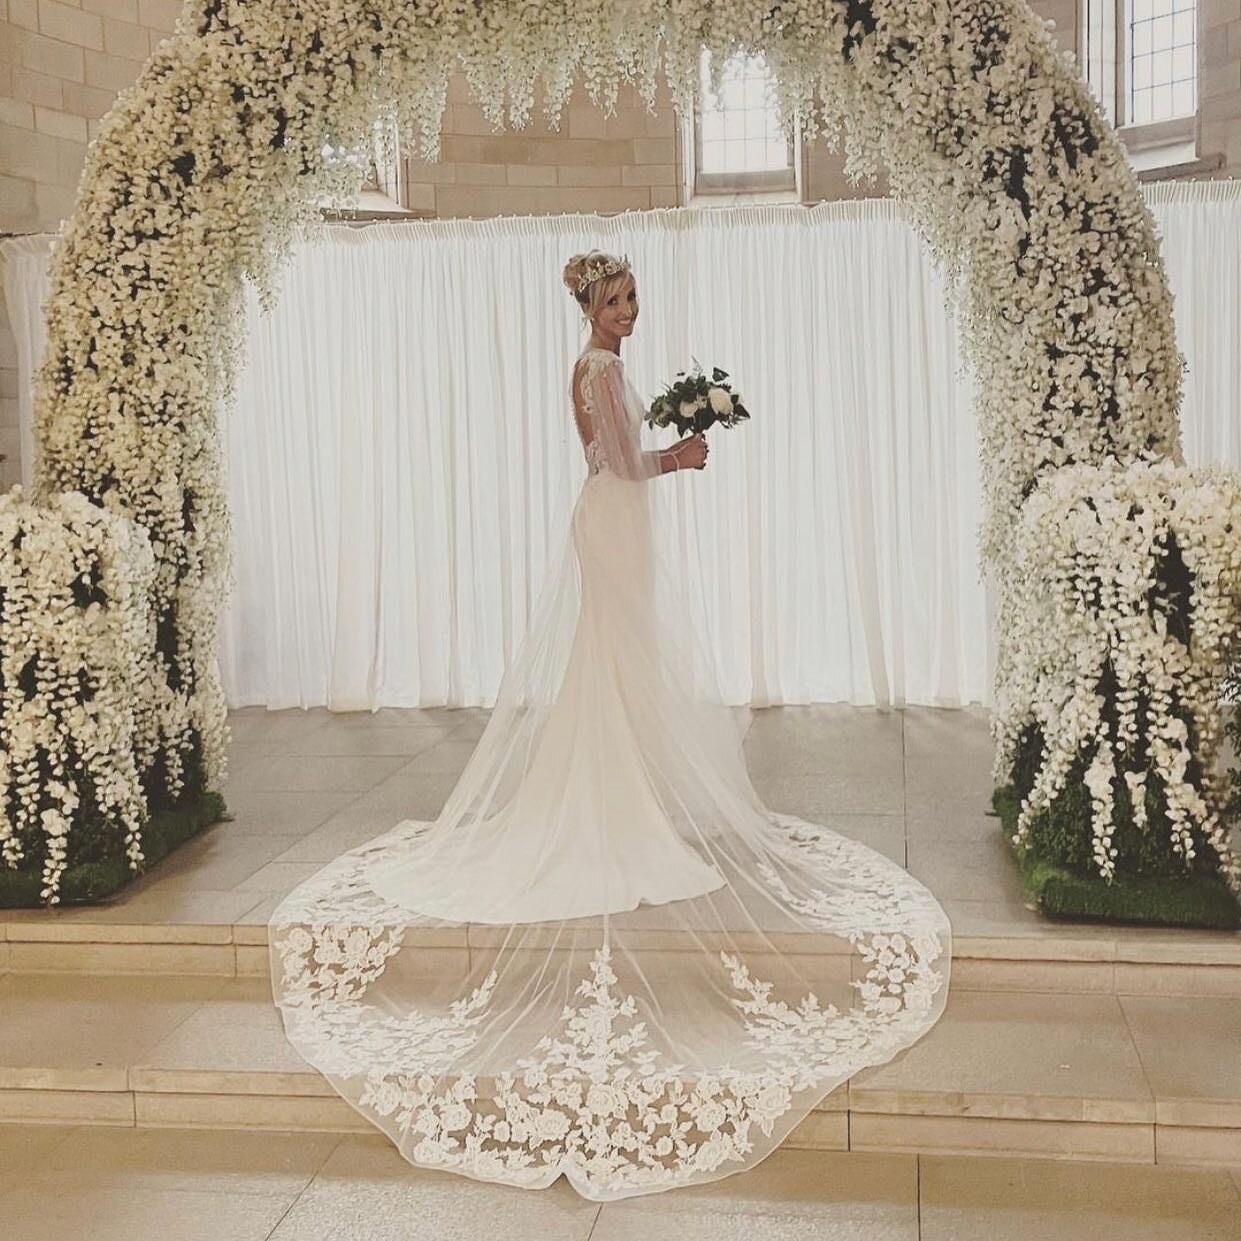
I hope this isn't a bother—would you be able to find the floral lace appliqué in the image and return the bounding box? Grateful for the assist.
[269,813,950,1195]
[583,436,609,475]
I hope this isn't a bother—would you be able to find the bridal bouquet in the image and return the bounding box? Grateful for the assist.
[645,362,751,437]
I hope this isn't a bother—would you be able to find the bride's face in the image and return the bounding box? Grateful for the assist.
[594,276,638,338]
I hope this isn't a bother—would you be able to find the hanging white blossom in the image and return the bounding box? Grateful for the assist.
[0,487,170,902]
[995,457,1241,886]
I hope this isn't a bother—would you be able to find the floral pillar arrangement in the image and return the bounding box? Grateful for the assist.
[994,460,1240,922]
[0,489,206,904]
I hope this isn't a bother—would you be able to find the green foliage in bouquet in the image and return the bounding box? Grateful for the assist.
[645,363,751,438]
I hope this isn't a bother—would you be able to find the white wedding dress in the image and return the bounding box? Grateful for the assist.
[269,346,952,1201]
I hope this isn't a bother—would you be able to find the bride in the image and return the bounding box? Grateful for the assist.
[269,249,952,1202]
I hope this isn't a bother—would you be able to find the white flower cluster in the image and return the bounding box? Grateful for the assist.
[351,943,839,1190]
[648,362,749,434]
[0,487,168,902]
[670,386,734,421]
[17,0,1234,899]
[994,457,1241,886]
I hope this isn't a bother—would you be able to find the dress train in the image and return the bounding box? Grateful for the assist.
[268,345,953,1201]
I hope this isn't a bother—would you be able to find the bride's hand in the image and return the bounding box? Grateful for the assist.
[675,432,709,470]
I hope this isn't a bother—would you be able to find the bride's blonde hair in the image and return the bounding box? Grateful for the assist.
[562,250,633,322]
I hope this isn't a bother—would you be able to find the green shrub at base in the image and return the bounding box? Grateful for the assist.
[992,718,1241,929]
[0,790,227,909]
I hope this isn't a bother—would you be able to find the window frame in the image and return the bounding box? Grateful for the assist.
[1083,0,1199,156]
[691,49,797,196]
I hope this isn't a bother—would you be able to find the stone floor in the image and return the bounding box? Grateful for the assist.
[0,1124,1237,1240]
[7,701,1234,951]
[1,968,1239,1162]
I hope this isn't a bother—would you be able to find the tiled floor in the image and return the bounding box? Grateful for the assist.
[0,1124,1236,1240]
[7,701,1234,953]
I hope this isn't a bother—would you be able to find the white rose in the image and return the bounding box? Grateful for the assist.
[678,399,698,419]
[342,928,373,963]
[753,1084,790,1120]
[587,1082,623,1116]
[707,387,732,416]
[373,1081,403,1115]
[441,1101,472,1131]
[536,1107,570,1142]
[694,1099,727,1131]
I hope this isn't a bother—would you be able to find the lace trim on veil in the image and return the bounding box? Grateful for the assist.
[270,814,948,1194]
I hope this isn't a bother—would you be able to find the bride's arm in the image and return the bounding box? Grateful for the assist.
[574,353,683,479]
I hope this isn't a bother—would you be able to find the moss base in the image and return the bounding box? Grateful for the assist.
[0,791,228,908]
[992,786,1241,930]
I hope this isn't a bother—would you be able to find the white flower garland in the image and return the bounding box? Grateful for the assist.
[7,0,1237,900]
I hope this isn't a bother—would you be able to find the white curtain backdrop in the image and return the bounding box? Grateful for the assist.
[3,182,1238,711]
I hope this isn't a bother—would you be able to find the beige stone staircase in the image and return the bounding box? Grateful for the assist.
[1,914,1238,1171]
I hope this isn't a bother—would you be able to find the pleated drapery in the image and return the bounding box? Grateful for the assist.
[3,183,1238,710]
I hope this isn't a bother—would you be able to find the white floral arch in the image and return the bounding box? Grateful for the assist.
[15,0,1237,905]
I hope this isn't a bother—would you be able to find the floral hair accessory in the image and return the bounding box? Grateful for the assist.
[574,253,631,294]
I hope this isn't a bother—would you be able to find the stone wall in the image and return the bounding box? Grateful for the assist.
[404,76,680,219]
[1203,0,1241,171]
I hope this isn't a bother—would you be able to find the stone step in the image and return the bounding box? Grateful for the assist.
[0,972,1237,1170]
[3,916,1240,996]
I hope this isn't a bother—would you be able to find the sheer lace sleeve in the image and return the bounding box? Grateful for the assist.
[572,351,662,481]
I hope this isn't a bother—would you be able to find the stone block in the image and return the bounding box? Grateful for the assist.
[35,178,77,226]
[0,175,38,232]
[633,136,676,164]
[61,79,115,119]
[83,47,143,93]
[0,121,59,181]
[556,164,623,187]
[102,17,148,61]
[83,0,139,18]
[17,30,86,82]
[454,162,507,185]
[622,164,677,186]
[505,164,557,186]
[0,98,36,130]
[38,0,105,52]
[8,0,39,32]
[34,104,88,142]
[136,0,180,33]
[10,67,64,111]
